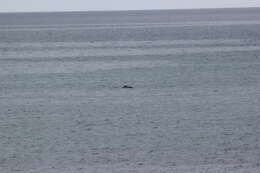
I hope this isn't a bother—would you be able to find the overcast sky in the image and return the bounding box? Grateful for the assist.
[1,0,260,12]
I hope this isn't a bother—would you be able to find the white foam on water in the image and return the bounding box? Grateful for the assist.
[0,39,245,48]
[1,60,260,75]
[0,20,260,31]
[1,46,260,59]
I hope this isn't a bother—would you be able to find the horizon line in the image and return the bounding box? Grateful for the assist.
[0,6,260,14]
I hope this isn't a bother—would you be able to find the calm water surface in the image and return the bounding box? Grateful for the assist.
[0,8,260,173]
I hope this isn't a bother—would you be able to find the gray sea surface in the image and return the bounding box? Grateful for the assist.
[0,8,260,173]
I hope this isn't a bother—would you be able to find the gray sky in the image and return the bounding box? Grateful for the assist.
[1,0,260,12]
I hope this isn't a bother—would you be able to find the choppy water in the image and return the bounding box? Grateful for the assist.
[0,8,260,173]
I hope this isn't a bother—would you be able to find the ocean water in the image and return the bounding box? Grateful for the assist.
[0,8,260,173]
